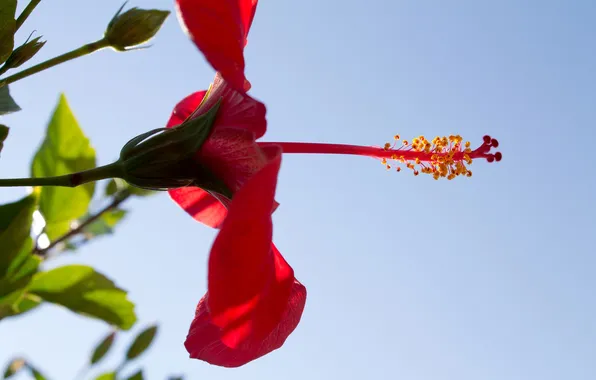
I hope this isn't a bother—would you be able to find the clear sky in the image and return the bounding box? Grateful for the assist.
[1,0,595,379]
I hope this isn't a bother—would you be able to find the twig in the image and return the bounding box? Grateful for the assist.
[33,191,131,256]
[15,0,42,31]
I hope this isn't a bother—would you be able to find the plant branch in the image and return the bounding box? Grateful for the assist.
[15,0,42,31]
[34,191,131,256]
[0,38,109,87]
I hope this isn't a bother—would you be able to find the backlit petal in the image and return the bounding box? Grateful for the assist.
[184,275,307,367]
[175,0,259,92]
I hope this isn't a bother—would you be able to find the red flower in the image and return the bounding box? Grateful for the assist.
[170,0,502,369]
[173,0,307,368]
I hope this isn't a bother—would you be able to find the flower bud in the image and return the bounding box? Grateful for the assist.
[2,36,45,71]
[104,3,170,51]
[119,99,230,195]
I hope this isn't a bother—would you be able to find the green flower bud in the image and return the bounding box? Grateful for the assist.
[118,99,231,196]
[104,3,170,51]
[1,36,46,72]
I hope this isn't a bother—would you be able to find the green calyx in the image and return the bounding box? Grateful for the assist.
[118,98,232,197]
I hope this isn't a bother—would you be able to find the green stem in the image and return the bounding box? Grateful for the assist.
[0,38,109,87]
[0,161,123,188]
[15,0,42,31]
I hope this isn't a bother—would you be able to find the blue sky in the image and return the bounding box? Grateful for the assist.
[1,0,595,379]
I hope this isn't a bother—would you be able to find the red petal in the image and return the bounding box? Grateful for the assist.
[175,0,259,92]
[166,91,207,128]
[207,146,294,345]
[185,278,307,367]
[167,75,266,138]
[168,188,229,228]
[200,74,266,138]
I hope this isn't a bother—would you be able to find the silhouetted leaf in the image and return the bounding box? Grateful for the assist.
[31,94,96,241]
[28,265,136,329]
[126,325,158,360]
[0,86,20,115]
[0,124,8,154]
[91,331,116,365]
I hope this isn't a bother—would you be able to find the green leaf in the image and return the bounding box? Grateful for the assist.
[126,370,144,380]
[31,94,96,241]
[25,364,47,380]
[28,265,136,330]
[0,294,41,320]
[126,325,158,360]
[0,238,41,317]
[94,373,116,380]
[83,209,127,239]
[0,193,38,278]
[105,179,119,196]
[2,357,25,378]
[0,0,17,64]
[6,293,41,317]
[0,85,21,115]
[90,331,116,365]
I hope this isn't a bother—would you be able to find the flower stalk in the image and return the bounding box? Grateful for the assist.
[0,39,109,88]
[0,161,123,188]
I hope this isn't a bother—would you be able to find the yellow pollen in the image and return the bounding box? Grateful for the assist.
[379,132,483,180]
